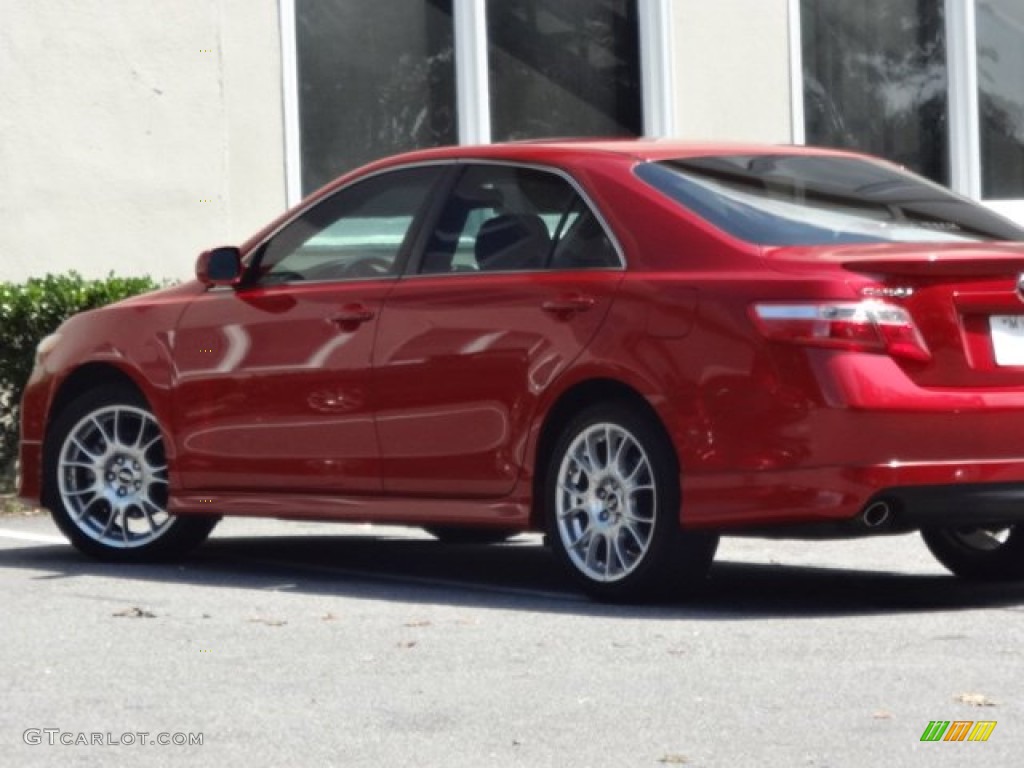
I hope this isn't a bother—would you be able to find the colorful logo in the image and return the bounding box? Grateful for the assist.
[920,721,997,742]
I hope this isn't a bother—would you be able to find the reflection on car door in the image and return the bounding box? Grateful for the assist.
[171,166,443,493]
[373,163,625,498]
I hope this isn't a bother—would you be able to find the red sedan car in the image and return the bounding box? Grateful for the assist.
[18,140,1024,601]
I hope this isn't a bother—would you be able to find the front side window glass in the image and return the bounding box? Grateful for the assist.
[486,0,641,141]
[295,0,455,194]
[419,165,619,274]
[636,155,1024,247]
[977,0,1024,199]
[255,167,440,284]
[801,0,949,185]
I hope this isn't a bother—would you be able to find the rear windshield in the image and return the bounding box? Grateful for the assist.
[635,155,1024,246]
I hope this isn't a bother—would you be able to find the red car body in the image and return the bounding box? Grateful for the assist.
[18,140,1024,600]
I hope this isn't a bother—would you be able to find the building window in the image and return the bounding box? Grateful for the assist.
[797,0,1024,216]
[977,0,1024,199]
[800,0,949,185]
[285,0,653,202]
[294,0,456,195]
[486,0,641,141]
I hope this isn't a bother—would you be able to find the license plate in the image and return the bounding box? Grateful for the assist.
[990,315,1024,366]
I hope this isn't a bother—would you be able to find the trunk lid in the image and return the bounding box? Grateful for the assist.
[764,242,1024,387]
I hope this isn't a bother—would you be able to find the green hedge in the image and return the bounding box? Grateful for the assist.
[0,272,163,491]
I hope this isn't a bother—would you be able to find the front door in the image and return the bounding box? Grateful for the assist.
[171,166,444,493]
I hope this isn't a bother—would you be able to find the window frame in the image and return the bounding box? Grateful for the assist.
[788,0,1024,223]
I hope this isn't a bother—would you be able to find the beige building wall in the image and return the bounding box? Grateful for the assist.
[671,0,794,143]
[0,0,286,283]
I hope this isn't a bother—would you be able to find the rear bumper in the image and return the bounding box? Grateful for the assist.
[877,482,1024,529]
[682,460,1024,531]
[674,345,1024,531]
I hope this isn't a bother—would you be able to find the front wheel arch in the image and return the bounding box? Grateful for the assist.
[46,363,150,447]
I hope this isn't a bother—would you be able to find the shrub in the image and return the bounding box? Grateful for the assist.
[0,272,164,490]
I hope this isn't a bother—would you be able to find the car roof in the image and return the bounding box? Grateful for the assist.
[375,138,868,167]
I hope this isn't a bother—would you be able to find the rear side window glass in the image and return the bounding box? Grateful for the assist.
[419,164,621,274]
[636,155,1024,246]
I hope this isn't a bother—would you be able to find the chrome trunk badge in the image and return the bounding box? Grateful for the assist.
[861,286,914,299]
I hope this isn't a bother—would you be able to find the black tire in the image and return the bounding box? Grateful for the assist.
[43,385,219,562]
[544,402,718,602]
[423,526,520,545]
[921,525,1024,581]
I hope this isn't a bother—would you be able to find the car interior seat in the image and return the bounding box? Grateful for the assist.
[474,213,551,272]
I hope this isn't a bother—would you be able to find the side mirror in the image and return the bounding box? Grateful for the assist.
[196,246,243,286]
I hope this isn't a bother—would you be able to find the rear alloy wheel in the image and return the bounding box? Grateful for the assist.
[44,387,219,561]
[921,525,1024,581]
[545,403,718,602]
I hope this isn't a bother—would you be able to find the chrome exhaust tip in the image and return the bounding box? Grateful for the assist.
[862,500,893,529]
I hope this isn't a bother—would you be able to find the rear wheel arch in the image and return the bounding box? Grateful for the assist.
[531,378,679,529]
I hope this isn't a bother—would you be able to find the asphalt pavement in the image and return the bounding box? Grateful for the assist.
[0,512,1020,767]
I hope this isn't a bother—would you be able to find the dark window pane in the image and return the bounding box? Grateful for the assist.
[801,0,949,185]
[256,167,441,283]
[487,0,641,141]
[549,206,620,269]
[296,0,455,194]
[419,164,619,274]
[636,156,1024,247]
[977,0,1024,199]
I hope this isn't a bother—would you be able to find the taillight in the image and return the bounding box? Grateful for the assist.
[751,301,931,362]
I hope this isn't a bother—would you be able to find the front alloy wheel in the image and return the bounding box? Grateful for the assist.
[545,403,717,602]
[921,524,1024,581]
[45,386,218,560]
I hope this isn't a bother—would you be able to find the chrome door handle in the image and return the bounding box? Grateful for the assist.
[541,295,596,316]
[330,305,375,328]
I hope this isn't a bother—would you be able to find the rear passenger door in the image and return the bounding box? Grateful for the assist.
[373,163,625,498]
